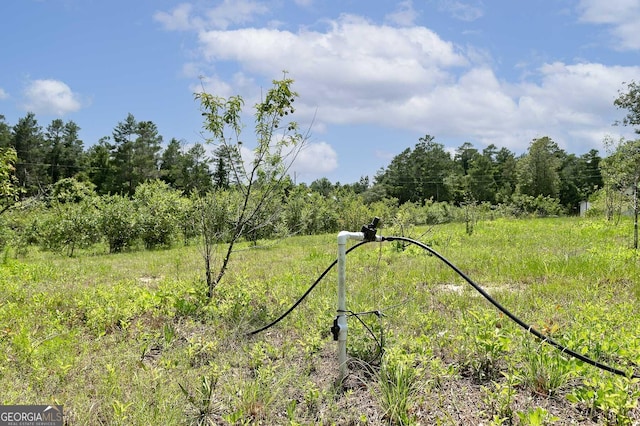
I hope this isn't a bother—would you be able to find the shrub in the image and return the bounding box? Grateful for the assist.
[50,178,97,204]
[3,199,46,256]
[508,194,565,217]
[40,198,101,256]
[98,195,139,253]
[134,180,184,249]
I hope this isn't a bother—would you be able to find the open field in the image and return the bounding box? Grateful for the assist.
[1,216,640,425]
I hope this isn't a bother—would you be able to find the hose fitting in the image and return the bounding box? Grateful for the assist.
[361,217,380,241]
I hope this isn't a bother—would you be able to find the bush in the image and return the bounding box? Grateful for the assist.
[301,192,339,234]
[175,196,196,244]
[423,200,456,224]
[40,198,101,256]
[98,195,139,253]
[3,199,46,257]
[281,188,306,235]
[507,194,565,217]
[134,180,184,249]
[336,192,373,232]
[50,178,97,204]
[192,189,242,245]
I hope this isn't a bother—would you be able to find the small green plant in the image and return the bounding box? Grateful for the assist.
[376,349,420,426]
[97,194,140,253]
[229,364,287,423]
[302,381,321,416]
[481,370,520,424]
[174,296,199,318]
[457,310,512,381]
[39,198,101,257]
[519,336,574,396]
[179,374,220,426]
[163,323,176,346]
[516,407,559,425]
[185,336,218,367]
[286,399,297,422]
[247,341,279,371]
[462,199,477,236]
[133,180,183,249]
[111,399,134,426]
[425,356,458,391]
[567,374,640,424]
[297,332,324,359]
[346,311,385,364]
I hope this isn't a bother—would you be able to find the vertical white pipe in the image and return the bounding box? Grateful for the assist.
[336,231,365,382]
[337,234,348,382]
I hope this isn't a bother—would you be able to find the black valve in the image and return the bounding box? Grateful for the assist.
[361,217,380,241]
[330,317,340,341]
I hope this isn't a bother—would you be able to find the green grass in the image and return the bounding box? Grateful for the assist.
[1,216,639,424]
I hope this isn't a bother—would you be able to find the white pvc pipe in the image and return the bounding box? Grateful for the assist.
[336,230,382,382]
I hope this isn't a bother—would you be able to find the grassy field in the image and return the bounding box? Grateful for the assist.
[1,216,640,425]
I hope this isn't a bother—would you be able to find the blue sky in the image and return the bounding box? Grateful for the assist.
[1,0,639,184]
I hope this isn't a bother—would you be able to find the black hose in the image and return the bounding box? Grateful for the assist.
[383,235,640,379]
[248,232,638,379]
[246,240,371,336]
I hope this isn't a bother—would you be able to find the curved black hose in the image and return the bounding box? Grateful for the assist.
[247,240,371,336]
[339,309,385,364]
[383,235,640,379]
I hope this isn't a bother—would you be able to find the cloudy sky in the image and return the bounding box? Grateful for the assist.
[1,0,639,184]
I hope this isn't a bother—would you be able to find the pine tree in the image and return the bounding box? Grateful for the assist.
[11,112,47,195]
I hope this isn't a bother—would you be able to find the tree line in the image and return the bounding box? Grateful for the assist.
[370,134,603,213]
[0,111,247,199]
[0,78,639,272]
[0,111,613,212]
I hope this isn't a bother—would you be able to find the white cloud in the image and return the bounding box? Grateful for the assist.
[22,79,82,116]
[190,74,234,98]
[437,0,484,22]
[0,88,8,100]
[164,4,639,173]
[205,0,269,30]
[577,0,639,24]
[199,15,467,73]
[523,62,630,119]
[155,0,269,31]
[189,71,258,101]
[181,62,204,79]
[154,3,196,31]
[192,12,639,154]
[377,62,638,153]
[197,14,468,124]
[577,0,640,50]
[385,1,419,27]
[215,139,336,183]
[291,141,338,175]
